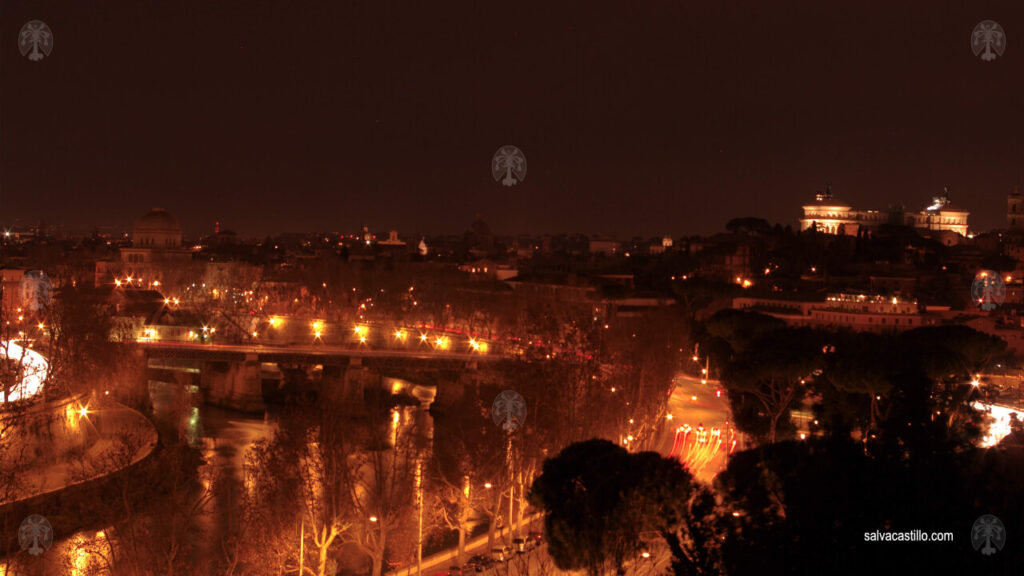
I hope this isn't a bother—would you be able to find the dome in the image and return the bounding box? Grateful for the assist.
[135,208,181,232]
[807,189,851,208]
[132,208,182,248]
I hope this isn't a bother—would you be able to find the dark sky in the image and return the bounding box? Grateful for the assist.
[3,1,1024,238]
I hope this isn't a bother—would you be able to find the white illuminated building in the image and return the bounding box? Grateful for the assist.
[800,187,969,237]
[1,340,49,402]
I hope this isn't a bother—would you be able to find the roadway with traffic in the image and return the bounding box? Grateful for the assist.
[654,373,735,484]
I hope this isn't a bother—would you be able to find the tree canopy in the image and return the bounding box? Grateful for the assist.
[529,439,722,576]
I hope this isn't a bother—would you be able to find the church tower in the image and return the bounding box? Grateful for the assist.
[1009,187,1023,228]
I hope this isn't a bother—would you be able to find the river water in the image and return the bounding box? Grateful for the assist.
[4,376,433,576]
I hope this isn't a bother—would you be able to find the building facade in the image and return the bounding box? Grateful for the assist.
[800,188,969,237]
[120,209,191,266]
[1009,187,1023,228]
[733,292,926,332]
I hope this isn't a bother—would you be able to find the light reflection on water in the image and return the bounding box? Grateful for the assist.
[4,378,434,575]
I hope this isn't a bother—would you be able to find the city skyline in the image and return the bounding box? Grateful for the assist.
[4,2,1024,236]
[5,3,1024,574]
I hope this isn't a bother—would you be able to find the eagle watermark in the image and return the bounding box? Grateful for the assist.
[971,270,1005,311]
[492,390,527,432]
[492,145,527,187]
[19,514,53,556]
[19,20,53,62]
[971,20,1005,62]
[971,514,1006,555]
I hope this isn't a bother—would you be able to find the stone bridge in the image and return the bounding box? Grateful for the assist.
[138,342,503,412]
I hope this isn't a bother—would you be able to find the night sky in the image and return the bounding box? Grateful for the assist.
[3,1,1024,238]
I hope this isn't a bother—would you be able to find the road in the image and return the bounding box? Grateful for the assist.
[389,372,726,576]
[388,516,542,576]
[653,373,735,484]
[484,543,670,576]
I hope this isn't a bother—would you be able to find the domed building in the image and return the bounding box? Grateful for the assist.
[132,208,182,248]
[121,208,190,265]
[800,186,969,240]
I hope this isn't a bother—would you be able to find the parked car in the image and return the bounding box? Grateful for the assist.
[466,555,494,573]
[527,530,544,546]
[447,566,464,576]
[512,538,527,553]
[491,546,512,563]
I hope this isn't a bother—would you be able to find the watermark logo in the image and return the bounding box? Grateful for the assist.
[971,20,1005,62]
[18,514,53,556]
[492,145,527,187]
[492,390,527,431]
[972,270,1005,311]
[971,514,1006,555]
[19,20,53,62]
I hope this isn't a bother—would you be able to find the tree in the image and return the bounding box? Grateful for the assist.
[529,440,721,576]
[431,394,506,564]
[716,437,882,575]
[241,426,305,575]
[702,309,785,359]
[718,434,1024,573]
[530,439,646,576]
[337,387,426,576]
[822,331,898,440]
[721,328,828,443]
[69,436,212,576]
[724,217,772,236]
[630,452,724,576]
